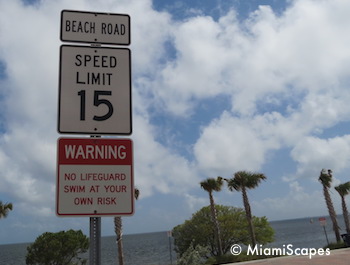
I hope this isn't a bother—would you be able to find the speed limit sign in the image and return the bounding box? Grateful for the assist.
[58,45,131,135]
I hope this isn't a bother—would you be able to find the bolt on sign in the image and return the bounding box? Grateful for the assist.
[58,45,132,135]
[61,10,130,45]
[56,138,134,216]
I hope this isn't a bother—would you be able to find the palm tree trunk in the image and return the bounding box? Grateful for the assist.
[209,192,223,256]
[323,185,341,242]
[114,216,124,265]
[340,195,350,234]
[242,187,256,247]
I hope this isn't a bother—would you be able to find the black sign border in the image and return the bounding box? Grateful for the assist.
[57,44,132,136]
[60,9,131,46]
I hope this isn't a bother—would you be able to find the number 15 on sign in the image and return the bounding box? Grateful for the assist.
[58,45,132,135]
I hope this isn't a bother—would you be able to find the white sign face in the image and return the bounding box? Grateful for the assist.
[56,138,134,216]
[61,10,130,45]
[58,45,132,135]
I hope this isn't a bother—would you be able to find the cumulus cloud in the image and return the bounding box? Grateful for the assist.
[291,136,350,179]
[156,0,350,118]
[133,115,199,197]
[253,180,327,220]
[192,0,350,178]
[194,111,280,176]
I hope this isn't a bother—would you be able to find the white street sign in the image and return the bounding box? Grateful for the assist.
[56,138,134,216]
[61,10,130,45]
[58,45,132,135]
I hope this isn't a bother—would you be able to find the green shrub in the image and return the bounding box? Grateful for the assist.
[173,205,274,258]
[176,242,209,265]
[26,229,89,265]
[324,241,347,250]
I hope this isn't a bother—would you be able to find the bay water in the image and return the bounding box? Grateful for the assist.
[0,215,347,265]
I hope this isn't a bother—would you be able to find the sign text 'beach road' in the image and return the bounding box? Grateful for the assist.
[56,138,134,216]
[61,10,130,45]
[58,45,131,135]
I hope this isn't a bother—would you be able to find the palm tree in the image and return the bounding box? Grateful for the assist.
[115,188,140,265]
[200,177,223,256]
[0,201,13,219]
[225,171,266,247]
[335,181,350,234]
[318,169,341,242]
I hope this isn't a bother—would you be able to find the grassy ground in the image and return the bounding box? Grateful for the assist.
[325,241,347,250]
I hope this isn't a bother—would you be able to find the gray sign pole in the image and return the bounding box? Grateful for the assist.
[89,135,101,265]
[90,217,101,265]
[323,225,329,246]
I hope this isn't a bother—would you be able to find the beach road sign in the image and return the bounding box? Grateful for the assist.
[56,138,134,216]
[58,45,132,135]
[61,10,130,45]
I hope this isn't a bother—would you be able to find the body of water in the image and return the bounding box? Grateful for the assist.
[0,215,347,265]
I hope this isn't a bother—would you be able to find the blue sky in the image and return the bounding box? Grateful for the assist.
[1,0,350,245]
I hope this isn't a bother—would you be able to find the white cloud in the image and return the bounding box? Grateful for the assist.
[191,0,350,182]
[147,0,350,121]
[291,136,350,179]
[194,111,280,176]
[184,193,207,211]
[133,115,199,197]
[152,15,228,115]
[253,180,327,220]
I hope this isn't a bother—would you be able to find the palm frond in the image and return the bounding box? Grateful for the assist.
[335,181,350,196]
[200,177,223,192]
[319,169,333,188]
[227,171,267,191]
[134,188,140,200]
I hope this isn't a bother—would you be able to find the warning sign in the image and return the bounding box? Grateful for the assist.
[56,138,134,216]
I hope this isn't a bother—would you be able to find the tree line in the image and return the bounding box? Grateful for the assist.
[173,169,350,263]
[1,168,350,264]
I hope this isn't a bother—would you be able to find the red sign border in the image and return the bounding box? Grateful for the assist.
[56,137,134,217]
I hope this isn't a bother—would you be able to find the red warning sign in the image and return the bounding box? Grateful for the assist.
[56,137,134,216]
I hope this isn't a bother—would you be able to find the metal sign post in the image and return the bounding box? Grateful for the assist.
[319,217,329,245]
[90,217,101,265]
[168,231,173,265]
